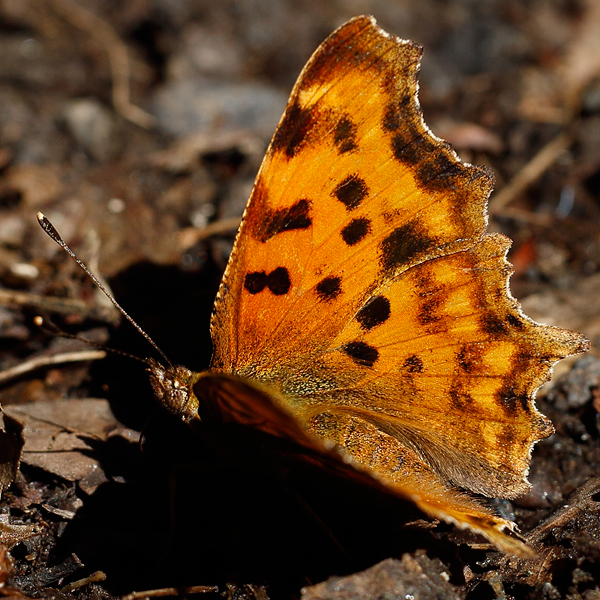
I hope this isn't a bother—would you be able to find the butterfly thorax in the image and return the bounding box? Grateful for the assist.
[147,358,201,424]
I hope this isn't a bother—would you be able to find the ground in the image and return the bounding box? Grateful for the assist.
[0,1,599,599]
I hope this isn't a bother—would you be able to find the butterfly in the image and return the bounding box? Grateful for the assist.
[69,15,591,556]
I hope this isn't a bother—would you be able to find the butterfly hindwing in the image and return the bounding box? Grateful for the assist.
[305,233,585,498]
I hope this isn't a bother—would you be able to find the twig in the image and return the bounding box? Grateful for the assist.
[0,288,117,323]
[489,132,571,215]
[121,586,219,600]
[490,207,553,227]
[46,0,155,129]
[61,571,107,593]
[178,217,242,251]
[0,350,106,385]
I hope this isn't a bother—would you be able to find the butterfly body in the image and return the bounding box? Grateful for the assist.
[148,15,589,556]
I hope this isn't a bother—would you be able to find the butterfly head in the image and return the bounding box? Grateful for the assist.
[146,358,201,424]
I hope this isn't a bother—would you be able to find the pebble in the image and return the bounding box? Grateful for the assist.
[62,99,119,162]
[152,79,287,139]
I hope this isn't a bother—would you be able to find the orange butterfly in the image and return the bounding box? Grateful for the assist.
[47,15,589,556]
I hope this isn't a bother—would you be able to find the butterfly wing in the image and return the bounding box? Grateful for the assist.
[207,15,588,551]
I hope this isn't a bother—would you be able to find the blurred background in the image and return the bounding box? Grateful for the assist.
[1,0,599,358]
[1,1,600,598]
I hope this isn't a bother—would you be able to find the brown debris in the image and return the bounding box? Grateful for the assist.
[489,132,571,215]
[0,410,24,499]
[45,0,155,128]
[0,516,40,551]
[494,479,600,588]
[5,399,136,494]
[0,350,106,386]
[302,554,460,600]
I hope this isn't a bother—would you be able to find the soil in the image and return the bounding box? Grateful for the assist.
[1,1,600,599]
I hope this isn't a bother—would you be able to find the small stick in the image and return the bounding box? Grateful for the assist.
[490,207,553,227]
[121,586,219,600]
[47,0,155,129]
[0,288,115,322]
[0,349,106,385]
[61,571,107,593]
[489,132,571,215]
[178,217,242,251]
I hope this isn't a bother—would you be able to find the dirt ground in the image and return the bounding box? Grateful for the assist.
[1,1,600,599]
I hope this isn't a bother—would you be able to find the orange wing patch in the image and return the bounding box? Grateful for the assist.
[149,15,589,555]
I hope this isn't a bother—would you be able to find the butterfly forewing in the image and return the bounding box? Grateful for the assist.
[211,16,492,374]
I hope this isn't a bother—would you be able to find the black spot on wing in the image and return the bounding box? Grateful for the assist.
[356,296,391,331]
[380,220,436,274]
[414,271,445,327]
[381,96,412,132]
[341,217,371,246]
[244,272,267,295]
[457,347,474,373]
[417,153,466,193]
[244,268,291,296]
[507,313,524,330]
[267,267,291,295]
[334,115,358,154]
[415,271,442,296]
[417,298,442,326]
[382,93,469,191]
[482,314,508,336]
[333,175,369,210]
[316,276,342,302]
[495,382,530,417]
[259,199,312,242]
[403,355,423,373]
[380,94,492,226]
[271,100,316,158]
[342,341,379,367]
[381,93,434,174]
[391,131,437,168]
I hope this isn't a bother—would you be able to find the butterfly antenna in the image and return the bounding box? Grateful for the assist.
[34,315,148,364]
[37,212,173,369]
